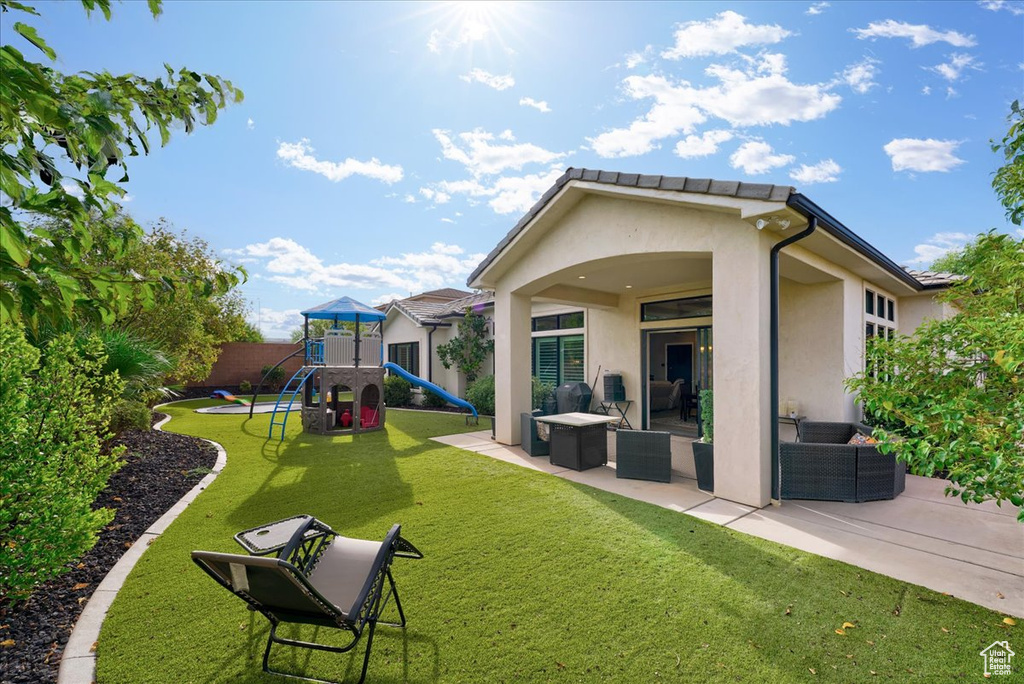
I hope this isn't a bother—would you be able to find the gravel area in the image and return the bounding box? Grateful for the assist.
[0,417,217,684]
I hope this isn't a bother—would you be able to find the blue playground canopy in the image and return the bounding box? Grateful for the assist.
[301,296,386,321]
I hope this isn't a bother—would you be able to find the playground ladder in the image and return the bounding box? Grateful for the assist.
[268,366,317,441]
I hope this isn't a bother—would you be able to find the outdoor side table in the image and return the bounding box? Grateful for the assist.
[535,412,619,471]
[778,415,806,441]
[234,514,322,556]
[594,400,633,430]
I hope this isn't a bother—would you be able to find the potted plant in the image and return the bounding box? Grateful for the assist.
[691,388,714,492]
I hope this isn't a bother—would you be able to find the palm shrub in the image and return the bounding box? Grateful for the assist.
[466,375,495,416]
[0,328,126,599]
[91,328,175,404]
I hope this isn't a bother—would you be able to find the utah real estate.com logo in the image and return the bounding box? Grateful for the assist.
[980,641,1014,678]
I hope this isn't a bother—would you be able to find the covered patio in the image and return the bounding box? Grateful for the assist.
[469,169,930,509]
[434,429,1024,617]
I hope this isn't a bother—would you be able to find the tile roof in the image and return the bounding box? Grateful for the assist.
[902,268,963,289]
[412,288,474,301]
[388,291,494,326]
[468,167,794,285]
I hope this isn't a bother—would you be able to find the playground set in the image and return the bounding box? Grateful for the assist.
[249,296,477,441]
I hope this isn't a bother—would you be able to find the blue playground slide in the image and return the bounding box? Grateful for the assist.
[383,362,478,419]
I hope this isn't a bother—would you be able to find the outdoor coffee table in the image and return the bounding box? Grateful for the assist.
[534,412,620,471]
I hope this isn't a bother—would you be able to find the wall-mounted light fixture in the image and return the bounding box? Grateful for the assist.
[755,216,791,231]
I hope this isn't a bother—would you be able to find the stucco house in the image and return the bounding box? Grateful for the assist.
[465,167,956,509]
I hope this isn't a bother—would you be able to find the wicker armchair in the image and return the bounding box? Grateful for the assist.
[780,421,905,503]
[615,430,672,483]
[520,412,549,457]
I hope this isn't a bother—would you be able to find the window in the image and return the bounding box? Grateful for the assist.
[864,287,896,369]
[641,295,712,322]
[387,342,419,377]
[532,334,584,386]
[532,311,584,332]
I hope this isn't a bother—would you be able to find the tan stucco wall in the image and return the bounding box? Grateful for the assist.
[899,293,954,334]
[778,279,847,421]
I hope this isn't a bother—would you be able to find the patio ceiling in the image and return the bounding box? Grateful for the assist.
[529,254,713,308]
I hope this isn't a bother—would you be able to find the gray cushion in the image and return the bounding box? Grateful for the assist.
[307,537,383,617]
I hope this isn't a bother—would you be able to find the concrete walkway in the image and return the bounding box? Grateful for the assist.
[432,430,1024,617]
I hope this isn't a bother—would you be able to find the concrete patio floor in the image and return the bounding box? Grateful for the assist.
[432,430,1023,618]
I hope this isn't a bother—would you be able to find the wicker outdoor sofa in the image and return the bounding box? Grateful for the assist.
[780,421,906,503]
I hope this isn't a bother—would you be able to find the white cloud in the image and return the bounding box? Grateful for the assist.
[946,86,959,99]
[978,0,1024,15]
[428,18,489,53]
[372,293,405,306]
[922,85,932,95]
[806,2,830,15]
[60,179,84,199]
[236,239,485,294]
[120,193,134,203]
[277,139,403,184]
[928,53,982,82]
[230,237,323,274]
[419,187,451,204]
[402,194,416,203]
[790,159,842,184]
[588,75,706,157]
[460,68,515,91]
[246,117,255,130]
[252,307,304,337]
[440,217,455,224]
[842,58,880,94]
[729,140,795,175]
[432,128,565,177]
[883,138,965,172]
[589,54,840,158]
[853,20,976,48]
[906,232,972,265]
[674,130,734,158]
[662,11,792,59]
[519,97,552,113]
[435,165,566,215]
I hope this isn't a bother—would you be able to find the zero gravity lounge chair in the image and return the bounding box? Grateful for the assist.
[192,516,422,683]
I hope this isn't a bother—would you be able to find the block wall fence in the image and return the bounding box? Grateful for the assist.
[188,342,304,387]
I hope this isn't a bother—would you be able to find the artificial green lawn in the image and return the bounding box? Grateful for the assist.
[97,400,1015,682]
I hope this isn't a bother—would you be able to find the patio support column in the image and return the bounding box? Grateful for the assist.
[494,289,532,445]
[712,230,772,508]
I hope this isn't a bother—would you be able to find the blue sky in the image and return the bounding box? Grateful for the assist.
[30,1,1024,338]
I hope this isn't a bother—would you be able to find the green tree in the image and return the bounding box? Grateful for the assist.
[848,232,1024,520]
[435,309,494,384]
[992,99,1023,226]
[0,327,126,599]
[0,0,244,331]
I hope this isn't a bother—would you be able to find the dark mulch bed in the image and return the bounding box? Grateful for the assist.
[0,417,217,684]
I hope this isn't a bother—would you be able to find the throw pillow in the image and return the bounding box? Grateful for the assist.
[847,432,878,445]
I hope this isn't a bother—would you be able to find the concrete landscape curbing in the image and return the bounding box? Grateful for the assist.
[56,405,227,684]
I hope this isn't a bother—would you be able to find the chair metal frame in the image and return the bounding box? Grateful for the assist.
[192,517,422,684]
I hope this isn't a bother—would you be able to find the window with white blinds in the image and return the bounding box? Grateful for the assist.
[532,334,584,386]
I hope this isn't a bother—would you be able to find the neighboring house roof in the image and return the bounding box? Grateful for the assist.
[406,288,474,302]
[387,291,494,327]
[902,268,963,289]
[467,167,950,293]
